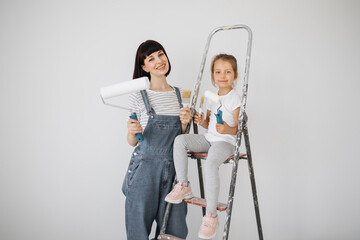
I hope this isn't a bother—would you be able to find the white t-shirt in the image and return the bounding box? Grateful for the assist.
[204,89,241,145]
[127,88,182,130]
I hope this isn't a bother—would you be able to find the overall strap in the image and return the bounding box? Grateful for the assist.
[174,87,183,108]
[140,90,154,116]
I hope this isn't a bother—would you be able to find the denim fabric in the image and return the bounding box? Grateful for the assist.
[122,87,188,240]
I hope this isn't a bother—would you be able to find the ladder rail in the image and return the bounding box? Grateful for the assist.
[160,179,175,236]
[243,124,264,240]
[223,115,263,240]
[193,116,206,216]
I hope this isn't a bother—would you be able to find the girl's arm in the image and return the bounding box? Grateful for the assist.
[126,118,143,146]
[194,110,211,129]
[216,107,240,135]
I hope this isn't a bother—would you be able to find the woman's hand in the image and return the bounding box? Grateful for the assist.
[180,107,191,133]
[127,118,143,136]
[127,118,143,146]
[180,107,191,125]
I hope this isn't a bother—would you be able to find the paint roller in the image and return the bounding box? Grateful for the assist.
[100,76,150,142]
[204,90,223,124]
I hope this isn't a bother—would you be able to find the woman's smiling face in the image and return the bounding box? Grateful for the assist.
[142,50,169,78]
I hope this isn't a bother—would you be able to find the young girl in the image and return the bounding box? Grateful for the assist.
[122,40,192,240]
[165,54,241,239]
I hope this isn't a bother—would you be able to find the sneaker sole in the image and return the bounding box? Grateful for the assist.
[165,192,193,204]
[198,231,217,239]
[198,222,218,239]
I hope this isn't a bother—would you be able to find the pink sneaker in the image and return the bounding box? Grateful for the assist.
[165,182,193,204]
[198,213,218,239]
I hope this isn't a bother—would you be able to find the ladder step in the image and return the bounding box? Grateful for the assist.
[158,234,184,240]
[184,196,227,211]
[188,152,247,162]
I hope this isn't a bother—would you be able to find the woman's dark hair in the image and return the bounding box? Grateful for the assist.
[133,40,171,80]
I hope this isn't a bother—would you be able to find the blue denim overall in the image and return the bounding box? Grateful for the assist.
[122,87,188,240]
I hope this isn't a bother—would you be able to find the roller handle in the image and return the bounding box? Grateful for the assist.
[129,112,144,142]
[214,110,223,124]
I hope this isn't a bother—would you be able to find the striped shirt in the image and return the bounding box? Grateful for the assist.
[127,88,182,130]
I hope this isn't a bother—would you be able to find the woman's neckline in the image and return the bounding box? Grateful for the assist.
[148,85,175,93]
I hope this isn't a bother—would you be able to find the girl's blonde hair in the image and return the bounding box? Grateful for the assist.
[210,54,238,87]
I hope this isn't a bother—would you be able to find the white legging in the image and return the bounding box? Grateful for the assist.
[173,134,235,214]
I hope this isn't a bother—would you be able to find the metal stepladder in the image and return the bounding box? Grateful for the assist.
[158,24,264,240]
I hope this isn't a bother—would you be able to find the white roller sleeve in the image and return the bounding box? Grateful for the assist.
[204,90,220,104]
[100,77,150,100]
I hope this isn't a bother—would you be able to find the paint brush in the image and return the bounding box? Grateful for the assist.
[181,90,192,108]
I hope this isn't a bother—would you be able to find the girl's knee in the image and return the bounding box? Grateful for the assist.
[174,135,187,148]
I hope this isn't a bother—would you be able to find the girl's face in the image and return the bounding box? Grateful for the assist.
[212,59,236,89]
[142,50,169,78]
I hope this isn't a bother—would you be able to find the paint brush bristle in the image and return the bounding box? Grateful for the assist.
[182,90,192,99]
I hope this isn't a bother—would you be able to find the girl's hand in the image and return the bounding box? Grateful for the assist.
[194,112,204,125]
[180,107,191,125]
[196,110,210,129]
[127,118,143,136]
[216,107,240,135]
[216,121,232,134]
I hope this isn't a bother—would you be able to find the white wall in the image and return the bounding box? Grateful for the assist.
[1,0,359,239]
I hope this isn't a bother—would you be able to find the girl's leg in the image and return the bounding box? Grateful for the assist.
[173,134,210,182]
[203,141,235,214]
[165,134,211,204]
